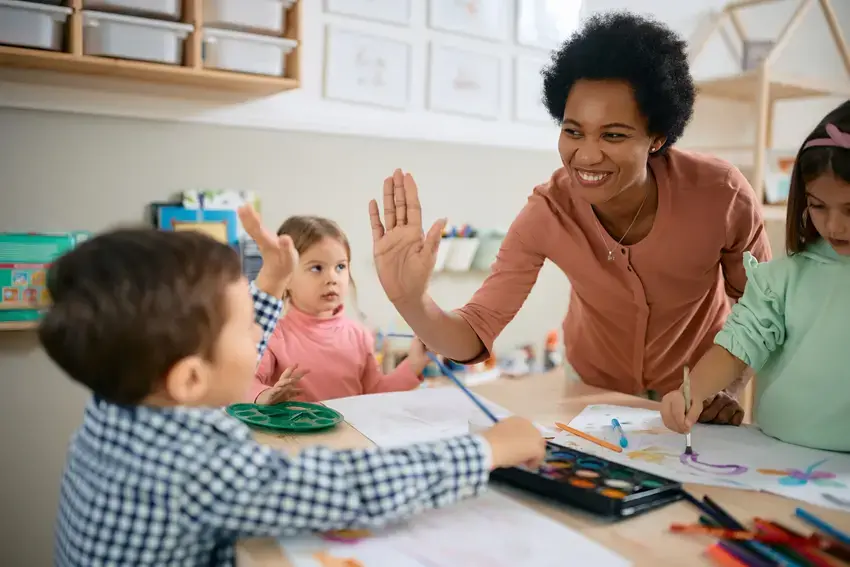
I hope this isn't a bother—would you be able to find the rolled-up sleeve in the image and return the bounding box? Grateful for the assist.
[721,167,772,300]
[714,253,786,371]
[454,195,548,363]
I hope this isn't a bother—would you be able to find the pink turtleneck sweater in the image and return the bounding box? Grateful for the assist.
[251,305,423,402]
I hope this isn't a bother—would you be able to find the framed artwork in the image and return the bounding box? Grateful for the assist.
[324,26,412,110]
[516,0,582,50]
[514,56,552,124]
[743,40,774,71]
[428,42,501,119]
[324,0,412,26]
[427,0,508,41]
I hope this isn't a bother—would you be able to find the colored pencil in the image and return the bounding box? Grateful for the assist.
[717,541,778,567]
[553,422,623,453]
[684,366,693,455]
[706,543,752,567]
[425,351,500,423]
[795,508,850,547]
[766,520,850,563]
[698,498,799,566]
[753,520,834,567]
[611,418,629,448]
[670,524,802,543]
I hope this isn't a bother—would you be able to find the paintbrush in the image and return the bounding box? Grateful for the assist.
[683,366,693,455]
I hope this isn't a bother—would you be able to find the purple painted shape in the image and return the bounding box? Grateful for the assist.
[679,452,748,475]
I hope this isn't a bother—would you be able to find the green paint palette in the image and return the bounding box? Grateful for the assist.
[226,401,343,432]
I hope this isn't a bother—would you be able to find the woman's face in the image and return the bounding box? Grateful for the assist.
[557,80,665,206]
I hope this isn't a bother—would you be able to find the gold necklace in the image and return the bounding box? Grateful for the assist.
[594,188,649,261]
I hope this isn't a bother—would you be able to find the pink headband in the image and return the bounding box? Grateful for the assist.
[803,123,850,150]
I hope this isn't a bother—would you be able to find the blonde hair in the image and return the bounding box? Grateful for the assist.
[276,216,362,318]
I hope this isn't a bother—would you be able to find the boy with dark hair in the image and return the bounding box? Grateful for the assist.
[45,206,545,566]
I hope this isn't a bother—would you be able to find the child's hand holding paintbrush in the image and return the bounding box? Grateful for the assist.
[660,367,705,437]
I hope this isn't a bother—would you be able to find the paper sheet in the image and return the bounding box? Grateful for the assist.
[325,388,517,447]
[559,404,850,511]
[281,490,631,567]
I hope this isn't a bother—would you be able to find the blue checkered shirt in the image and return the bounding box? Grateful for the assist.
[54,282,491,566]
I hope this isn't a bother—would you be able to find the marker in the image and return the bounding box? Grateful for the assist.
[683,366,693,455]
[611,418,628,448]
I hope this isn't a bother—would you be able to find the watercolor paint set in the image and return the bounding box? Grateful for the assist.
[490,441,683,519]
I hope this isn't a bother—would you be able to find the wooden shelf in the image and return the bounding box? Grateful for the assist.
[0,46,298,94]
[696,71,850,102]
[0,0,301,96]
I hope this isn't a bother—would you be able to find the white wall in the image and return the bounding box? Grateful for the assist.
[1,0,847,152]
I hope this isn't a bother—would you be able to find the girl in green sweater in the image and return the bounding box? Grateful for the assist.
[661,100,850,452]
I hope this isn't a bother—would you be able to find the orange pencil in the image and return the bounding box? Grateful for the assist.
[705,544,749,567]
[554,422,623,453]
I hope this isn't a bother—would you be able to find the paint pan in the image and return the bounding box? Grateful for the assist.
[490,441,683,519]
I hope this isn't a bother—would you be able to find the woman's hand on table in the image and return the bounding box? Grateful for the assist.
[369,169,446,306]
[697,391,745,426]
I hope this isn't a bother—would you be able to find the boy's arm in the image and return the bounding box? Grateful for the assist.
[250,281,284,361]
[181,434,491,538]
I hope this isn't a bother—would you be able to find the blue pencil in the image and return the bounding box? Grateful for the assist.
[795,507,850,546]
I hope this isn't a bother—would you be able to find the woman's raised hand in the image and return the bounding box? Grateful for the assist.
[369,169,446,305]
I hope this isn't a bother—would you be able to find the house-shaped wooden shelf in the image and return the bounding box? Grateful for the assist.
[688,0,850,218]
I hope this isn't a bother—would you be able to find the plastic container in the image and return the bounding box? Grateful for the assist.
[444,238,481,272]
[203,0,291,34]
[470,232,505,271]
[434,237,451,272]
[203,28,296,76]
[0,0,72,51]
[82,11,193,65]
[82,0,182,20]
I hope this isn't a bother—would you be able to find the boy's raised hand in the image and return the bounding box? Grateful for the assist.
[238,204,298,298]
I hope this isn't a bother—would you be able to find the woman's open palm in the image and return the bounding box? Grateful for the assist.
[369,169,446,304]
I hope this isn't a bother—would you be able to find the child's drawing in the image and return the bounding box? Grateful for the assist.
[679,452,748,475]
[626,446,677,464]
[757,459,846,488]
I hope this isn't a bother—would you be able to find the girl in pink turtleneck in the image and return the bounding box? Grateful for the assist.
[251,215,427,403]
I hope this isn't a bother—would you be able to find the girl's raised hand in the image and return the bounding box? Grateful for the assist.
[238,204,298,280]
[369,169,446,305]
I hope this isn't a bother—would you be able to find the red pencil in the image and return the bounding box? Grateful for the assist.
[705,543,750,567]
[670,524,801,544]
[754,519,841,567]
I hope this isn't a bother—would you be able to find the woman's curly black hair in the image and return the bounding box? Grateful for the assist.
[542,11,695,152]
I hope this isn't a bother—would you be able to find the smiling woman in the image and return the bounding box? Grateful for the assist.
[369,11,771,425]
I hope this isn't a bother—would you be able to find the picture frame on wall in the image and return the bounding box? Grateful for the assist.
[427,0,508,41]
[323,26,412,110]
[516,0,582,50]
[428,42,502,119]
[514,56,552,125]
[324,0,412,26]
